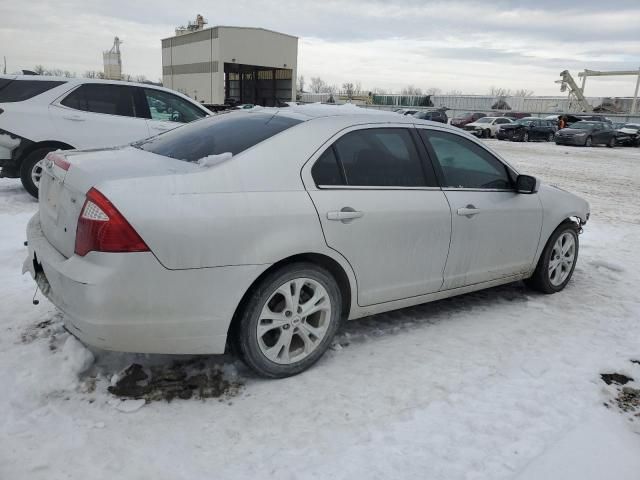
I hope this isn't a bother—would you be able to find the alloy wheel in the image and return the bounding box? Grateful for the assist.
[548,232,576,286]
[31,159,45,189]
[256,277,332,365]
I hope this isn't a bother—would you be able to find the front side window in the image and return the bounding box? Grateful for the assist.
[330,128,430,187]
[0,79,66,102]
[61,84,136,117]
[135,111,302,161]
[143,88,206,123]
[420,130,512,190]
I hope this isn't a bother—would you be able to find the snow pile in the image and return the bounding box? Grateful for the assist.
[197,151,233,168]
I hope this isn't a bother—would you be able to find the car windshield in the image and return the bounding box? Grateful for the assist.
[134,111,303,162]
[572,121,599,130]
[454,112,472,119]
[513,118,536,125]
[474,118,493,124]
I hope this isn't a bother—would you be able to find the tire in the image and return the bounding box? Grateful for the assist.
[584,136,592,147]
[20,147,56,199]
[484,129,491,139]
[606,137,616,148]
[525,222,579,294]
[547,132,554,142]
[523,132,529,142]
[235,262,343,378]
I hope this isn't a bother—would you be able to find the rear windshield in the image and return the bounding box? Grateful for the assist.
[134,111,303,161]
[0,79,66,102]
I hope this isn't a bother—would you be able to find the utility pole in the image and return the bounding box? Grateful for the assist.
[2,57,6,75]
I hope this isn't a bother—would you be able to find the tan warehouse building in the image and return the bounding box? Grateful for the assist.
[161,25,298,106]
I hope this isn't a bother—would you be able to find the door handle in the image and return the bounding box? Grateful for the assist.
[457,205,480,217]
[63,115,85,122]
[327,207,364,223]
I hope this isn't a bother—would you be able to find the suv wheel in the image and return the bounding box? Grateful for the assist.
[20,147,56,199]
[235,263,343,378]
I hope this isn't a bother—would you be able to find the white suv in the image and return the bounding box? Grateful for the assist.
[0,75,210,197]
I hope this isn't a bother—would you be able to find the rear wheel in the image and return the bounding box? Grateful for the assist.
[547,132,554,142]
[585,136,592,147]
[20,147,56,199]
[525,223,579,294]
[235,263,343,378]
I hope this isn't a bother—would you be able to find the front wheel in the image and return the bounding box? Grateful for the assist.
[547,132,554,142]
[484,129,491,139]
[235,263,343,378]
[585,136,592,147]
[525,223,579,294]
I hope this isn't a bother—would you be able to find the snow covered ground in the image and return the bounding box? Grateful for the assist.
[1,141,639,480]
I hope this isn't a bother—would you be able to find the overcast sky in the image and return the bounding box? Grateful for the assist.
[2,0,640,96]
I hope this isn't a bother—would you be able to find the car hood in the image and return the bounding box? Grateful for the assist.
[618,127,639,135]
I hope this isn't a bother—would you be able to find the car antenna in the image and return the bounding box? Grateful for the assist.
[32,285,40,305]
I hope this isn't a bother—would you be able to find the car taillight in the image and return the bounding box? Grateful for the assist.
[46,152,71,171]
[75,187,149,256]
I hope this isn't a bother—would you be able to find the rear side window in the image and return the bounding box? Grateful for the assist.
[312,147,345,186]
[318,128,431,187]
[135,111,302,161]
[61,84,136,117]
[0,80,65,102]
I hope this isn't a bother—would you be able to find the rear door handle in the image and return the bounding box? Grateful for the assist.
[457,205,480,217]
[63,115,85,122]
[327,207,364,223]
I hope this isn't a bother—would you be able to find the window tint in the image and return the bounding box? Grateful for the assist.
[143,88,206,123]
[420,130,512,189]
[312,147,345,186]
[135,111,302,161]
[61,84,136,117]
[0,80,65,102]
[332,128,429,187]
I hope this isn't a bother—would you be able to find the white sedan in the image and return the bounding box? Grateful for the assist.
[463,116,513,138]
[24,106,590,378]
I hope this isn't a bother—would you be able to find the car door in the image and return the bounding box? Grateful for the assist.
[49,83,150,148]
[304,126,452,306]
[594,123,613,144]
[418,128,543,290]
[140,88,208,136]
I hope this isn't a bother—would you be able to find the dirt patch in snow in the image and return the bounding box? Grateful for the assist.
[601,373,634,385]
[108,360,243,403]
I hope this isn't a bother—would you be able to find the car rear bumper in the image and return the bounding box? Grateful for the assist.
[23,213,267,354]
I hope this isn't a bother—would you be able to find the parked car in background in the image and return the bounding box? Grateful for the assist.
[555,121,619,147]
[450,112,487,128]
[501,112,531,120]
[496,117,557,142]
[0,75,210,197]
[463,116,512,138]
[613,123,640,147]
[24,106,589,378]
[545,114,612,126]
[395,108,419,116]
[412,109,448,124]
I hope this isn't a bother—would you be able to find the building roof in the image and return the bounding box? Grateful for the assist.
[161,25,298,42]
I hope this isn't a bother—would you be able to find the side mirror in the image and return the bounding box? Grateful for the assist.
[516,174,539,194]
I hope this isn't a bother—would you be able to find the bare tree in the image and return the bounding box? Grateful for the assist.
[371,87,388,94]
[425,87,442,95]
[489,86,512,97]
[446,89,463,95]
[513,88,534,97]
[310,77,327,93]
[297,75,305,93]
[401,85,423,96]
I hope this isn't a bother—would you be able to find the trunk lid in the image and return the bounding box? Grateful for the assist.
[38,146,198,258]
